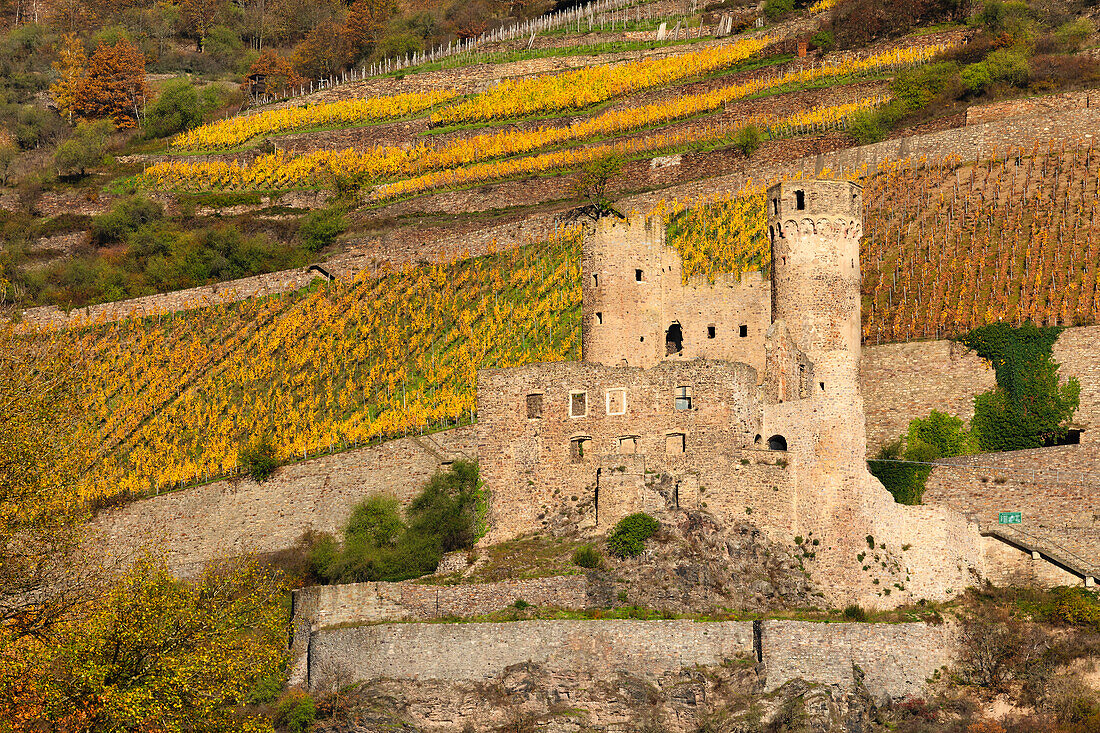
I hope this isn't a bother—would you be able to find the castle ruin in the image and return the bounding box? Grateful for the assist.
[478,180,984,608]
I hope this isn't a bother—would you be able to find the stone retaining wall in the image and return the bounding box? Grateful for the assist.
[305,618,951,702]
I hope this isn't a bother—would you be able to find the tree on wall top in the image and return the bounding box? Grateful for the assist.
[570,154,626,222]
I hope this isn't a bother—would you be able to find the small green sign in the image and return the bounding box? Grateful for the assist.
[999,512,1022,525]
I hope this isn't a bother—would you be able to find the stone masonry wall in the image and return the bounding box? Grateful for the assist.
[964,89,1100,126]
[860,340,995,453]
[90,427,476,577]
[306,618,949,702]
[923,445,1100,568]
[1053,325,1100,442]
[289,576,590,685]
[759,620,954,700]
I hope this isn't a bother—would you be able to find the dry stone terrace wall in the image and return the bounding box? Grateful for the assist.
[304,618,950,702]
[1053,326,1100,442]
[90,427,476,577]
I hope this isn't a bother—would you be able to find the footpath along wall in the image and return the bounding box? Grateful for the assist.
[304,618,954,701]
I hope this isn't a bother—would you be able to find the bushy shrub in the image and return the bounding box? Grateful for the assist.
[274,690,316,733]
[239,434,278,482]
[847,109,887,145]
[607,512,659,558]
[54,119,113,176]
[763,0,794,21]
[809,29,834,52]
[572,544,603,569]
[145,79,203,139]
[92,196,165,244]
[734,124,762,157]
[245,671,285,704]
[842,604,867,621]
[298,208,347,252]
[1052,18,1095,53]
[891,62,961,112]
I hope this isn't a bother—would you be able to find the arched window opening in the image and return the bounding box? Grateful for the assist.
[666,322,683,355]
[767,435,788,451]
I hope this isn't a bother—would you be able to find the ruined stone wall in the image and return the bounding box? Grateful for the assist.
[1053,325,1100,443]
[306,618,949,702]
[964,89,1100,126]
[90,427,477,577]
[981,535,1083,588]
[759,620,954,700]
[860,340,995,453]
[477,359,769,541]
[581,214,769,374]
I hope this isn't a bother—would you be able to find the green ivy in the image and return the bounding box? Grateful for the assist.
[869,410,975,505]
[957,322,1080,451]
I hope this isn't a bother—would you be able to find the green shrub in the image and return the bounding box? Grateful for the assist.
[809,29,834,52]
[842,604,867,621]
[298,208,347,253]
[513,599,530,609]
[734,124,762,157]
[607,512,659,559]
[572,544,603,569]
[1053,18,1094,53]
[239,435,278,482]
[961,61,993,94]
[245,671,284,704]
[274,690,316,733]
[985,48,1029,88]
[907,410,977,459]
[54,119,112,176]
[92,196,165,244]
[847,109,887,145]
[145,79,203,139]
[891,62,960,112]
[763,0,794,21]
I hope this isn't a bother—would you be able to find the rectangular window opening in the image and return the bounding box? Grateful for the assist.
[570,437,591,463]
[596,312,603,325]
[795,190,805,210]
[739,324,748,338]
[707,325,716,339]
[674,386,693,411]
[606,389,627,415]
[666,433,685,454]
[593,273,599,287]
[616,436,638,454]
[526,393,543,419]
[635,269,643,282]
[570,391,587,418]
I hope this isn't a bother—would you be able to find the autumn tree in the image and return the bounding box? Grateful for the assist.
[571,153,625,220]
[245,48,306,94]
[50,32,87,125]
[179,0,227,52]
[292,19,352,78]
[75,38,148,128]
[343,0,393,59]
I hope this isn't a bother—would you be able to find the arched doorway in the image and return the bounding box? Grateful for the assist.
[767,435,788,451]
[665,322,683,355]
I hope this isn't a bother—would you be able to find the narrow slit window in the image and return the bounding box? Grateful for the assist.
[596,312,603,324]
[674,386,692,411]
[635,269,643,282]
[707,325,716,339]
[593,273,599,287]
[526,394,543,419]
[739,324,748,337]
[569,391,587,418]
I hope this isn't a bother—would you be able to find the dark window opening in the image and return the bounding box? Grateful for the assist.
[635,269,643,282]
[666,323,683,355]
[675,386,693,411]
[1055,429,1083,446]
[772,198,778,215]
[596,312,603,324]
[593,273,599,287]
[707,325,716,339]
[739,324,748,337]
[819,381,825,392]
[526,394,543,419]
[571,437,592,463]
[795,190,805,210]
[767,435,788,451]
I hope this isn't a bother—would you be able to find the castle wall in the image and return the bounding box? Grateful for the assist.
[980,535,1084,588]
[580,214,769,374]
[305,618,950,702]
[89,427,477,577]
[923,445,1100,569]
[477,359,779,541]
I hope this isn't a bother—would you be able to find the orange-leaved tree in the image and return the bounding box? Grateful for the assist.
[244,48,306,94]
[344,0,393,59]
[75,38,148,128]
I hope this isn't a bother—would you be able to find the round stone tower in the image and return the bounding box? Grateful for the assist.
[766,179,863,399]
